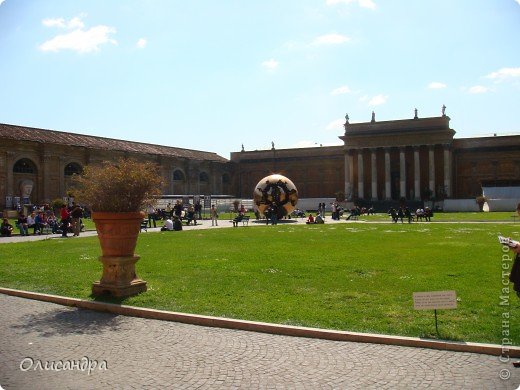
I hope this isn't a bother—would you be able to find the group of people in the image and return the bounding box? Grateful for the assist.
[158,201,218,231]
[160,215,183,231]
[388,206,433,224]
[306,212,325,224]
[10,203,84,238]
[149,200,203,228]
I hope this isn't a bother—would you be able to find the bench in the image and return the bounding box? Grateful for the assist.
[183,218,197,226]
[40,224,52,235]
[231,215,250,227]
[140,220,148,232]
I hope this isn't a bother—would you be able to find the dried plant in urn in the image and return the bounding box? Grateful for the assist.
[72,158,163,297]
[73,158,162,213]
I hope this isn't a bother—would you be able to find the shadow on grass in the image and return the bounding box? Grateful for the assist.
[11,306,125,337]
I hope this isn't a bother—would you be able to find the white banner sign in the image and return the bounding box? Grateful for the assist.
[413,290,457,310]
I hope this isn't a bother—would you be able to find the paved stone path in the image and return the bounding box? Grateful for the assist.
[1,294,518,389]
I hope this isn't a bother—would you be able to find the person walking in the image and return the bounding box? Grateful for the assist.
[70,203,83,237]
[210,205,218,226]
[147,204,156,228]
[60,204,70,238]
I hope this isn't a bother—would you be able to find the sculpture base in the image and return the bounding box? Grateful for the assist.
[92,255,147,297]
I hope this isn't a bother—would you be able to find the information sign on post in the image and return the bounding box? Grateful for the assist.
[413,290,457,310]
[413,290,457,335]
[204,195,211,208]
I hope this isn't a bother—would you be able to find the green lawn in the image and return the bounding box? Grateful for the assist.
[1,221,519,345]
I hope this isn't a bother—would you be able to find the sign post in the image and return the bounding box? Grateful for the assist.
[413,290,457,335]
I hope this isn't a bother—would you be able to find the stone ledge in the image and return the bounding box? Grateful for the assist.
[1,286,518,358]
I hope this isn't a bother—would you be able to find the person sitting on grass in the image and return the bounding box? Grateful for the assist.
[173,215,183,231]
[161,218,174,231]
[315,212,325,224]
[1,218,13,237]
[306,214,315,224]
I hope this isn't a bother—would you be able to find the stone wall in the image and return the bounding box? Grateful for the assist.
[0,138,232,209]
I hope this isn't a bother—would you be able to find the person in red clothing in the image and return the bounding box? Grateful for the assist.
[306,214,315,224]
[60,204,70,237]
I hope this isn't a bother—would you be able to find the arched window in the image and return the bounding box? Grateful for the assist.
[64,162,83,176]
[13,158,37,174]
[199,172,209,182]
[173,169,185,181]
[222,173,231,184]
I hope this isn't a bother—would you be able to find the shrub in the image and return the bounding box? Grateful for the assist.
[71,158,163,212]
[51,198,66,211]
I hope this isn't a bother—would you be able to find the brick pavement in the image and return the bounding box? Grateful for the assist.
[0,294,518,389]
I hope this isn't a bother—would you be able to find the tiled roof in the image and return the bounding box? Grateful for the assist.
[0,123,228,162]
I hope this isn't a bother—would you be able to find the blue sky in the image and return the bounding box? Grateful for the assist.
[1,0,519,158]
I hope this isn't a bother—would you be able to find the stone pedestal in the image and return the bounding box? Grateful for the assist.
[92,256,147,297]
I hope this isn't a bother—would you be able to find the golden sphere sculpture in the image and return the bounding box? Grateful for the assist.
[253,174,298,219]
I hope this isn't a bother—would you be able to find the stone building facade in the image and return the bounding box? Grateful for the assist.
[230,145,345,199]
[1,113,519,210]
[0,123,232,210]
[231,115,520,201]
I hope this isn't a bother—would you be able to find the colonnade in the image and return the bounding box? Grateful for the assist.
[344,144,452,201]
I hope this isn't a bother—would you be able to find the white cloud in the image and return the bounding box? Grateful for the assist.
[311,33,350,46]
[0,0,7,6]
[468,85,489,94]
[42,15,85,30]
[516,0,520,6]
[42,18,67,28]
[326,118,346,130]
[261,59,279,70]
[485,67,520,83]
[362,94,388,106]
[39,25,117,53]
[331,85,351,95]
[326,0,376,9]
[428,82,447,89]
[68,17,85,30]
[136,38,147,49]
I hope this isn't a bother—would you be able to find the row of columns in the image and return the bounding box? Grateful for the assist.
[344,145,452,200]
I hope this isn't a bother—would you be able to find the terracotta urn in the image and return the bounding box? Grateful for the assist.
[92,211,144,257]
[91,211,147,297]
